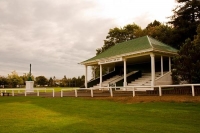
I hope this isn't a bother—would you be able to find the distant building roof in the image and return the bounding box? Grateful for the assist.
[81,35,178,65]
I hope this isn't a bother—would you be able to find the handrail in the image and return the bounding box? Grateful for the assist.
[110,71,138,84]
[89,70,115,82]
[155,71,171,81]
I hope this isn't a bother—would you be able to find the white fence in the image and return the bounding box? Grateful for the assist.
[71,84,200,97]
[0,88,54,97]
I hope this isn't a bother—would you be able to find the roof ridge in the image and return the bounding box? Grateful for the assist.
[147,35,153,49]
[148,36,178,51]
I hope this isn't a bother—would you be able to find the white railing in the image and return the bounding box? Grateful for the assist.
[0,89,27,96]
[60,87,113,97]
[0,88,54,97]
[71,84,200,98]
[35,88,54,97]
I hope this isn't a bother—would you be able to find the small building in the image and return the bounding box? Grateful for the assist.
[80,36,178,91]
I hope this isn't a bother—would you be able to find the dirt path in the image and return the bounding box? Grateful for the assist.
[84,96,200,103]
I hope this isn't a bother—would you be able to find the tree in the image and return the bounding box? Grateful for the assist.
[53,76,56,87]
[0,76,8,88]
[35,76,48,86]
[143,21,174,47]
[169,0,200,48]
[172,25,200,83]
[61,75,68,87]
[48,77,53,87]
[96,23,143,55]
[146,20,161,29]
[7,71,23,88]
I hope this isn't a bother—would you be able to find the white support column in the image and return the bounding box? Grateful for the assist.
[123,59,127,87]
[150,54,155,87]
[169,57,171,72]
[85,65,88,88]
[100,64,102,87]
[161,56,163,76]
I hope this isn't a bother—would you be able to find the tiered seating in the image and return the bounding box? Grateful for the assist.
[92,71,138,89]
[128,72,161,86]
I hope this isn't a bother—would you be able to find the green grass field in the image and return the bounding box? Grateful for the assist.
[0,97,200,133]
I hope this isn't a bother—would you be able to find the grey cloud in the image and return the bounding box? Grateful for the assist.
[0,0,116,78]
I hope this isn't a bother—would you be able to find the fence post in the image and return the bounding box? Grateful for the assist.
[25,90,27,96]
[110,87,113,97]
[37,90,39,96]
[133,87,135,97]
[75,89,78,97]
[159,86,162,96]
[52,89,54,97]
[61,90,63,97]
[91,89,93,97]
[12,90,14,96]
[191,85,195,96]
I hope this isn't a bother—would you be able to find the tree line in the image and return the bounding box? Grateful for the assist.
[0,71,85,88]
[93,0,200,83]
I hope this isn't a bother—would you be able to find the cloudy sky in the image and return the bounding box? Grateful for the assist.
[0,0,176,79]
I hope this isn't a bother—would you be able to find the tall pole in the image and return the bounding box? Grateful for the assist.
[30,64,31,76]
[28,64,32,81]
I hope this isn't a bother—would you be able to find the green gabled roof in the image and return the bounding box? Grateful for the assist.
[81,35,177,64]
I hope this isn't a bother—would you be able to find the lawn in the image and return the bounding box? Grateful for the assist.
[0,97,200,133]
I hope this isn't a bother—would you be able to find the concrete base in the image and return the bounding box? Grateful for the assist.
[26,81,34,92]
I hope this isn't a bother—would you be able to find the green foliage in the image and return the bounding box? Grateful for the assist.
[48,77,54,87]
[0,76,8,87]
[146,20,161,28]
[172,25,200,83]
[143,21,174,47]
[169,0,200,48]
[96,23,143,55]
[35,76,48,86]
[7,71,23,88]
